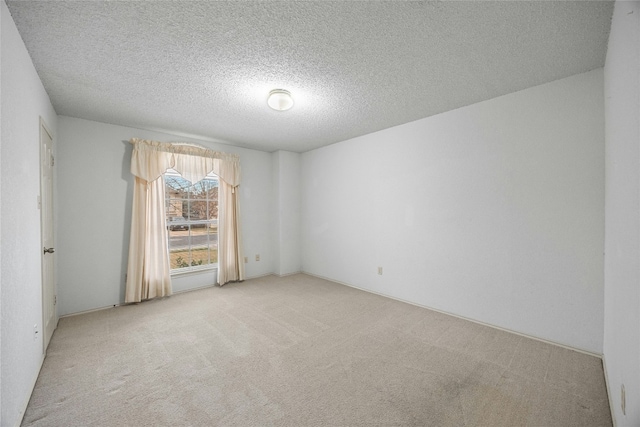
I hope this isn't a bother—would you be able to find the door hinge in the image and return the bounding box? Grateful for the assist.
[50,155,55,167]
[54,295,57,305]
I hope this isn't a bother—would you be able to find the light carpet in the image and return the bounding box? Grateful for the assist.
[22,273,612,426]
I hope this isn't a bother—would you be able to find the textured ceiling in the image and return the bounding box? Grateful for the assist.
[6,1,613,153]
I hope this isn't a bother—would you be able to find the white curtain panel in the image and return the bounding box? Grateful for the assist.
[218,181,245,285]
[125,138,244,303]
[125,175,172,303]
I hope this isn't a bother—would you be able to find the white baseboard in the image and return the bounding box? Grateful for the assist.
[302,271,602,359]
[601,354,617,427]
[172,283,216,294]
[60,273,275,318]
[273,271,302,278]
[16,353,45,427]
[60,303,122,318]
[244,272,276,280]
[59,269,602,359]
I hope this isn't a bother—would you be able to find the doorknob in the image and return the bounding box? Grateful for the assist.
[43,247,55,254]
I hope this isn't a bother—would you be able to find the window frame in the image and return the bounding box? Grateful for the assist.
[164,168,219,275]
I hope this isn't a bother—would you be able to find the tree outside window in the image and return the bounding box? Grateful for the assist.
[164,169,218,271]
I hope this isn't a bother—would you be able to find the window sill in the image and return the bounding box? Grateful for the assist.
[170,265,218,277]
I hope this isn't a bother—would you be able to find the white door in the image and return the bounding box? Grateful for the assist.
[40,119,56,352]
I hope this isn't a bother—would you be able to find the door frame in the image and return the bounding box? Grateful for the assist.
[39,117,57,353]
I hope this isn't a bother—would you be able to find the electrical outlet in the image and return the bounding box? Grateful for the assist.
[378,267,383,275]
[244,256,248,263]
[622,384,626,415]
[255,254,260,261]
[33,324,39,341]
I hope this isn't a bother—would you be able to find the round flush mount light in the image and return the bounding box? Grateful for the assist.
[267,89,294,111]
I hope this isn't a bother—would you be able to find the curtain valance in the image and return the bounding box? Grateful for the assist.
[130,138,241,186]
[125,137,244,303]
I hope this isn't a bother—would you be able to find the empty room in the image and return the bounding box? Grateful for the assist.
[1,1,639,426]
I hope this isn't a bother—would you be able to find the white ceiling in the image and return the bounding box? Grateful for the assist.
[6,1,613,153]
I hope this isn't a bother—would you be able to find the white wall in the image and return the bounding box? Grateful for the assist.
[272,151,301,275]
[56,117,274,315]
[1,2,59,425]
[603,1,640,425]
[1,4,3,422]
[272,152,282,273]
[301,69,605,353]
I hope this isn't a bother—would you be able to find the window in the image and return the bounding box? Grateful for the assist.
[164,169,218,272]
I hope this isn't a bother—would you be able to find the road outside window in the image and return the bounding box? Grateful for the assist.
[164,169,218,271]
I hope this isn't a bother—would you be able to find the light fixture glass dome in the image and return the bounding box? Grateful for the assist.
[267,89,294,111]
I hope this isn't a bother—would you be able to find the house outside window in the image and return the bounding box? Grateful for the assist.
[164,169,218,271]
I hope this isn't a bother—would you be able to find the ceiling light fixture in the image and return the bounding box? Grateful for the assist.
[267,89,294,111]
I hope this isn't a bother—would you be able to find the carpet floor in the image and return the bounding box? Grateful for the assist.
[22,273,612,426]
